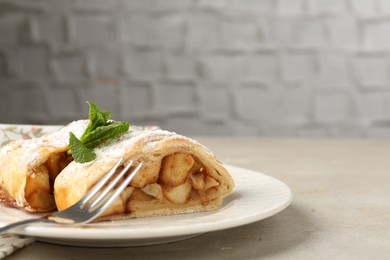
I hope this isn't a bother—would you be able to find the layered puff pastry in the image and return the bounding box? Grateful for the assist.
[0,121,234,220]
[55,129,234,220]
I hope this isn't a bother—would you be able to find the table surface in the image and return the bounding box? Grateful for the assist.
[8,137,390,259]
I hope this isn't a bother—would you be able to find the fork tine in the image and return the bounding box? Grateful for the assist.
[87,160,134,209]
[76,157,124,206]
[86,163,143,217]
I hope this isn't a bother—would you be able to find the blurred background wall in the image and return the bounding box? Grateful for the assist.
[1,0,390,137]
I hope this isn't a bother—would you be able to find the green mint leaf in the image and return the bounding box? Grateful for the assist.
[82,121,129,149]
[81,101,112,141]
[69,132,96,163]
[69,101,129,163]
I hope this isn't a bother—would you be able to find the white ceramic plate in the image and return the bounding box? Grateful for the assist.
[0,165,292,247]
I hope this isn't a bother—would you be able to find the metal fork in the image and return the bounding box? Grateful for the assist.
[0,157,142,233]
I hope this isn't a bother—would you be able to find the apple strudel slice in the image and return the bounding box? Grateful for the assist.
[0,120,88,212]
[54,130,234,220]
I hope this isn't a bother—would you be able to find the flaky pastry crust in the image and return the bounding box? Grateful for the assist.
[54,130,234,220]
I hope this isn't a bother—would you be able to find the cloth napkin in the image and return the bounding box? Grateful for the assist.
[0,234,34,259]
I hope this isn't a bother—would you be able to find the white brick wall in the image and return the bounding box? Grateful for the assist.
[353,55,389,88]
[2,0,390,137]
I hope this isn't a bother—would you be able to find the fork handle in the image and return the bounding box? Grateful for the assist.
[0,218,50,233]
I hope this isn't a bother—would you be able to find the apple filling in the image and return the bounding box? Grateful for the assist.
[25,153,72,211]
[25,152,221,216]
[100,153,222,218]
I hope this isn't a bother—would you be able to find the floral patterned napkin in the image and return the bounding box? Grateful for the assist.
[0,234,34,259]
[0,123,159,258]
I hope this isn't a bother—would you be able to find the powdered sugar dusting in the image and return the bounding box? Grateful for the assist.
[95,129,217,163]
[95,130,176,162]
[0,120,88,166]
[43,120,88,147]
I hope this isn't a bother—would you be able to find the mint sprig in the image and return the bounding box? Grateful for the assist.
[69,101,129,163]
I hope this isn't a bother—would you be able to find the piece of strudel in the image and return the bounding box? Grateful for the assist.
[0,120,88,212]
[54,129,234,220]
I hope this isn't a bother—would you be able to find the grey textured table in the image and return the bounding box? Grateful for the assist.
[8,138,390,259]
